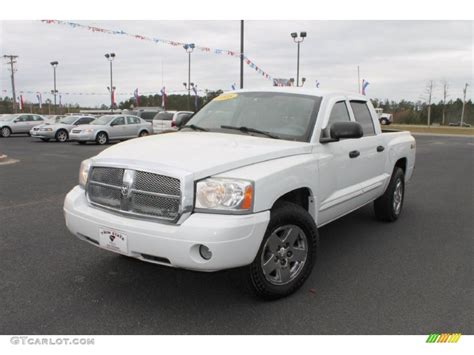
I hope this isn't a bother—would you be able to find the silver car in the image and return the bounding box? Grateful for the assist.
[30,115,96,142]
[0,114,46,137]
[69,114,152,145]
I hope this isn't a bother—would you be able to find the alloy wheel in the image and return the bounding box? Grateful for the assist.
[260,224,308,285]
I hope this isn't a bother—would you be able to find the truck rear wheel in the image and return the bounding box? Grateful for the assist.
[248,201,318,300]
[374,167,405,222]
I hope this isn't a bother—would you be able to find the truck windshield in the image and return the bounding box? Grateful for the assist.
[186,92,322,142]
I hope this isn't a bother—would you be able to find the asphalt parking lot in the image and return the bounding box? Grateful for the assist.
[0,134,472,335]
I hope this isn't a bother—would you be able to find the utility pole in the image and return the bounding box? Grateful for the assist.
[461,83,469,126]
[3,55,18,113]
[240,20,244,89]
[425,80,434,126]
[441,80,449,125]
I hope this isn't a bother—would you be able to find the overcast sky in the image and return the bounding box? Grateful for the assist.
[0,20,472,107]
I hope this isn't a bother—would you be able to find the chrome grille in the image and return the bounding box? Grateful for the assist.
[90,167,124,186]
[87,167,181,222]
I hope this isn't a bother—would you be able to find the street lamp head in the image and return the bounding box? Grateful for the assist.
[110,53,115,58]
[50,61,58,67]
[300,31,307,38]
[291,32,298,39]
[105,54,110,59]
[183,82,187,88]
[184,43,195,52]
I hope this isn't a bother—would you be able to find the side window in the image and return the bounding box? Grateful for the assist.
[76,118,91,125]
[26,115,35,122]
[327,101,350,126]
[35,116,44,121]
[111,117,125,126]
[127,116,140,124]
[350,101,375,136]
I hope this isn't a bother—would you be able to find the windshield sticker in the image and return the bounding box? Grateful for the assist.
[214,93,238,101]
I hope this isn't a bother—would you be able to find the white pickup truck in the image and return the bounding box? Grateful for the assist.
[64,88,416,299]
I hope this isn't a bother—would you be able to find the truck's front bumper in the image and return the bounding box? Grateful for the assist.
[64,186,270,272]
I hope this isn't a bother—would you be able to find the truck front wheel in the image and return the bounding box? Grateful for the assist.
[374,167,405,222]
[248,201,319,300]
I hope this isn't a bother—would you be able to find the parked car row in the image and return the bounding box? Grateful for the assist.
[0,110,193,144]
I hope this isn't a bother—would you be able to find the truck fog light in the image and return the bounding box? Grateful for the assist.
[199,245,212,260]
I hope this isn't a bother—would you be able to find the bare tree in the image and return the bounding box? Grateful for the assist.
[423,81,434,126]
[441,80,449,125]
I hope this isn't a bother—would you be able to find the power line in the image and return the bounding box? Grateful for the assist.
[3,55,18,113]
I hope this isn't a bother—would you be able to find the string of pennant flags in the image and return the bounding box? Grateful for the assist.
[41,20,274,82]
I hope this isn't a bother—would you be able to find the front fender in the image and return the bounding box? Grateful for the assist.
[214,154,319,218]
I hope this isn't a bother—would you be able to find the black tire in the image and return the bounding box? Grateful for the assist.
[1,127,12,138]
[55,129,68,142]
[374,167,405,222]
[248,201,319,300]
[40,138,50,142]
[139,130,149,137]
[95,132,108,145]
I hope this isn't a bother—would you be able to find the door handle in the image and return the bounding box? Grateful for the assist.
[349,150,360,158]
[377,145,385,152]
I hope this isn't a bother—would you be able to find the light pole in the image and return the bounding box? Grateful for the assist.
[290,32,307,87]
[50,61,59,112]
[105,53,116,111]
[183,43,195,110]
[461,83,469,127]
[183,81,195,110]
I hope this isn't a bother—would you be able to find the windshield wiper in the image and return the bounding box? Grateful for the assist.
[180,124,209,132]
[220,125,280,139]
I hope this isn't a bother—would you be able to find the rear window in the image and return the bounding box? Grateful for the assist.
[350,101,375,136]
[155,112,174,121]
[140,111,158,122]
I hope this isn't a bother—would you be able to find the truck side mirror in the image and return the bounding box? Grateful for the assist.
[320,122,363,143]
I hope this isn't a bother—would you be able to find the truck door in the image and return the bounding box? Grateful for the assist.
[316,98,368,224]
[348,100,388,205]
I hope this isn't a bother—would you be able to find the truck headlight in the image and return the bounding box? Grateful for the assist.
[78,159,92,188]
[195,178,253,213]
